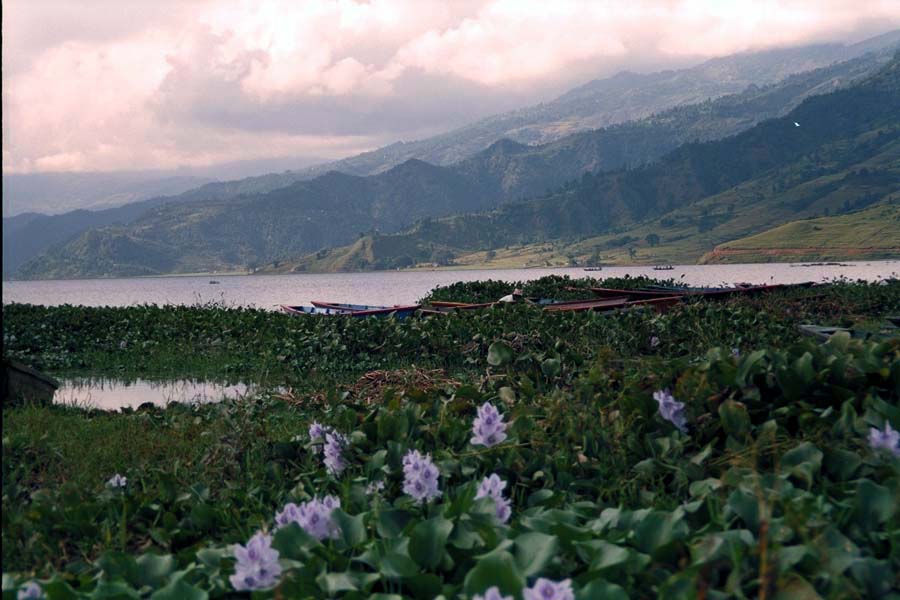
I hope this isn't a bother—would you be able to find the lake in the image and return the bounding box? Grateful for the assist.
[3,261,898,308]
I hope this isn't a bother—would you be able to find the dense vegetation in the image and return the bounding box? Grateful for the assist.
[12,47,899,280]
[3,277,899,598]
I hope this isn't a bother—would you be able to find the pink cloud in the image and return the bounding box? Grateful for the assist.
[3,0,899,173]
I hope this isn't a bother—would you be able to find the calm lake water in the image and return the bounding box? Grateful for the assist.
[54,378,276,411]
[4,261,899,308]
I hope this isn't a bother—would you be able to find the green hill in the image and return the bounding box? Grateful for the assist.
[699,203,900,263]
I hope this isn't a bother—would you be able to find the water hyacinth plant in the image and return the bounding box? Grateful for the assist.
[402,449,441,503]
[523,578,574,600]
[275,496,341,540]
[476,473,512,523]
[323,430,348,475]
[471,402,508,447]
[230,531,282,591]
[653,389,688,433]
[16,582,43,600]
[868,422,900,457]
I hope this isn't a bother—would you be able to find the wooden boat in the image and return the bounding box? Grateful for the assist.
[284,301,421,319]
[652,265,674,271]
[583,267,603,272]
[581,283,797,301]
[428,301,497,311]
[574,286,685,300]
[543,297,629,313]
[3,359,59,406]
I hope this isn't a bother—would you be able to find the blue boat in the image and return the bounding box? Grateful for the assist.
[281,301,421,319]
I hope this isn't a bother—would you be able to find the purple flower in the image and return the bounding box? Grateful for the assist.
[309,421,328,440]
[106,474,127,489]
[653,389,688,433]
[365,480,385,495]
[473,587,513,600]
[402,449,441,503]
[324,431,348,475]
[17,582,43,600]
[523,578,574,600]
[868,422,900,457]
[476,473,511,523]
[471,402,508,447]
[650,336,660,348]
[275,496,341,540]
[230,531,282,591]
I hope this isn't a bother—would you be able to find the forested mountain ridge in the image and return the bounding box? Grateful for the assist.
[10,51,900,279]
[296,30,900,177]
[264,55,900,271]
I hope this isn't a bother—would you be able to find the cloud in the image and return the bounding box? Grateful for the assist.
[3,0,900,173]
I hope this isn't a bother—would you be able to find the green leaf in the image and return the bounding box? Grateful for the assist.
[487,342,514,367]
[409,515,453,570]
[149,580,207,600]
[332,508,368,548]
[88,581,140,599]
[719,399,751,439]
[780,442,822,488]
[135,554,175,589]
[632,510,688,556]
[376,509,413,539]
[463,551,525,599]
[577,579,629,600]
[97,553,139,587]
[853,479,896,528]
[272,522,318,560]
[380,550,420,579]
[514,532,558,577]
[541,358,561,379]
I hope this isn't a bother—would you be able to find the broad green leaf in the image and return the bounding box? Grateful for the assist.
[463,551,525,598]
[576,579,629,600]
[853,479,896,528]
[780,442,822,488]
[409,515,453,570]
[719,399,751,439]
[513,532,558,577]
[332,508,367,548]
[135,554,175,589]
[376,509,413,539]
[487,342,514,367]
[149,580,207,600]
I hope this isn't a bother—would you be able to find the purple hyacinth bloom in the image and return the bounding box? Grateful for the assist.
[868,422,900,457]
[309,421,328,440]
[323,431,348,475]
[17,582,43,600]
[650,336,660,348]
[471,402,508,447]
[476,473,511,523]
[365,480,385,495]
[653,389,688,433]
[523,578,574,600]
[106,473,127,489]
[473,587,513,600]
[275,496,341,540]
[230,531,282,591]
[402,449,441,503]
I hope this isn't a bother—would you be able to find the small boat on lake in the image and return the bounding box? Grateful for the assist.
[583,267,603,272]
[281,301,420,319]
[652,265,674,271]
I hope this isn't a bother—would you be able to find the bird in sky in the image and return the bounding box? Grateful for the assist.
[794,122,800,127]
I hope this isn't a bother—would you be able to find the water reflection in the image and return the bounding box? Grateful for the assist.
[54,378,274,411]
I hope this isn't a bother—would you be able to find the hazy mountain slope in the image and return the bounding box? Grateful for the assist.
[2,197,188,277]
[268,57,900,271]
[15,160,500,279]
[1,172,212,216]
[13,50,900,280]
[299,30,900,177]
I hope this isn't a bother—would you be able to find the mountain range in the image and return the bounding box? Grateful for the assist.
[5,32,900,280]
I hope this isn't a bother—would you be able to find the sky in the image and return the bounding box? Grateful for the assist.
[3,0,900,174]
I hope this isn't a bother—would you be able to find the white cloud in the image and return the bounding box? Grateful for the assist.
[3,0,899,173]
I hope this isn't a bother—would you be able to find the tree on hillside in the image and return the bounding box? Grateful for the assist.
[645,233,660,247]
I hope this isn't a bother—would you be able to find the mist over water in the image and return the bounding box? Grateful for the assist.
[4,262,898,309]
